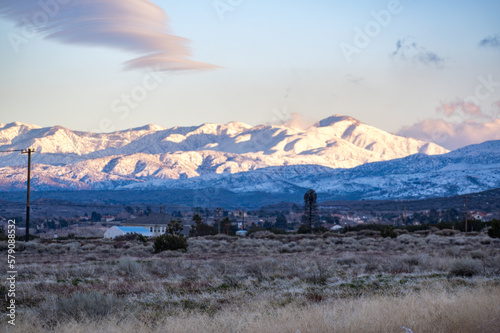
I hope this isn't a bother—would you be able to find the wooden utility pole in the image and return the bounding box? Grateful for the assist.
[464,195,468,233]
[21,148,34,242]
[404,204,407,227]
[217,208,221,234]
[1,148,35,242]
[242,209,245,230]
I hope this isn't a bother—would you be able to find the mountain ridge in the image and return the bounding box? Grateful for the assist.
[0,115,466,198]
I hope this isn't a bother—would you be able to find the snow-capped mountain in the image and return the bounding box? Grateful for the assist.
[144,140,499,200]
[0,115,448,192]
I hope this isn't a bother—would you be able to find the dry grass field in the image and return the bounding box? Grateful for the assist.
[3,230,500,332]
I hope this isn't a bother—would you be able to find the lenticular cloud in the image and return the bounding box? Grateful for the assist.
[0,0,217,71]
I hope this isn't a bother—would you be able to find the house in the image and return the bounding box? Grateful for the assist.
[121,213,191,237]
[101,215,115,222]
[330,225,343,231]
[104,226,153,239]
[236,230,248,237]
[472,212,487,221]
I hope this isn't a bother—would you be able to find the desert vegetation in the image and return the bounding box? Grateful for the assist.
[3,229,500,332]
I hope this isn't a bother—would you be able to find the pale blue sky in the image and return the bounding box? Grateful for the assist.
[0,0,499,143]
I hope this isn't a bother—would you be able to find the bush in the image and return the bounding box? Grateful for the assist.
[381,226,397,239]
[153,234,188,253]
[448,259,482,277]
[488,220,500,239]
[55,292,123,322]
[118,256,142,277]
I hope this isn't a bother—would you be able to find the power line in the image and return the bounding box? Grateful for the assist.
[0,148,35,242]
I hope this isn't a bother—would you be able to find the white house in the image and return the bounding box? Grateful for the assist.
[104,226,153,239]
[121,213,191,237]
[236,230,248,237]
[330,225,344,231]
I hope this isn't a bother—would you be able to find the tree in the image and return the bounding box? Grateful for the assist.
[301,189,319,233]
[154,219,188,253]
[167,219,183,236]
[221,217,232,235]
[189,214,216,237]
[488,220,500,239]
[274,214,288,230]
[153,234,187,253]
[59,219,68,228]
[125,206,134,214]
[90,211,102,222]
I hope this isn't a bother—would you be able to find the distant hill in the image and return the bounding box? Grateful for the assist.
[0,115,446,191]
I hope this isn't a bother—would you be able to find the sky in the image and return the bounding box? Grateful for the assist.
[0,0,499,150]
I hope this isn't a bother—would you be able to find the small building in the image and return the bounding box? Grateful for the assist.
[104,226,153,239]
[236,230,248,237]
[120,213,191,237]
[101,215,115,222]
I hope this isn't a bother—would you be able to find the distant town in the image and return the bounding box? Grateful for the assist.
[2,188,499,239]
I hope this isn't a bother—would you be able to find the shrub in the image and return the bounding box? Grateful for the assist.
[469,250,487,260]
[381,226,397,239]
[53,292,123,322]
[153,234,188,253]
[488,220,500,239]
[118,256,142,277]
[448,259,482,277]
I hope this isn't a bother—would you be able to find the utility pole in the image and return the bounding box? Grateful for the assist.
[404,204,407,227]
[1,148,35,242]
[217,208,221,234]
[464,195,468,233]
[242,209,245,230]
[22,148,34,242]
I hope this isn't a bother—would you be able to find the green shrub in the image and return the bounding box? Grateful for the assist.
[488,220,500,239]
[381,226,397,238]
[153,234,188,253]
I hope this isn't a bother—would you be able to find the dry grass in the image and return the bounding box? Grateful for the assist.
[3,231,500,332]
[14,286,500,333]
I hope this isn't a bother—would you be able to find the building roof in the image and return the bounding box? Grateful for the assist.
[116,226,153,236]
[122,213,173,226]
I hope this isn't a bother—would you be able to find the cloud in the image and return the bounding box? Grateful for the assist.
[399,100,500,150]
[479,35,500,49]
[391,37,446,68]
[436,100,484,118]
[284,113,318,130]
[0,0,217,72]
[269,112,317,131]
[398,118,500,150]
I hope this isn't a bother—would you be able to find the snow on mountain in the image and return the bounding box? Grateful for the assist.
[0,115,453,195]
[121,140,500,200]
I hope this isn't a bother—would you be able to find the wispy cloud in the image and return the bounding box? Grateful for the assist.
[398,100,500,150]
[0,0,217,72]
[391,37,446,68]
[479,35,500,49]
[269,112,317,131]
